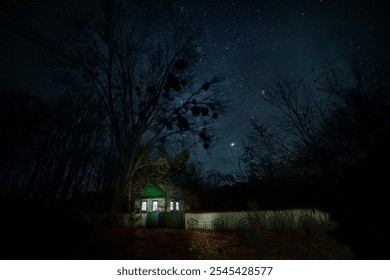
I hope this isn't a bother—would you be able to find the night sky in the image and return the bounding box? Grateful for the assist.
[1,0,389,175]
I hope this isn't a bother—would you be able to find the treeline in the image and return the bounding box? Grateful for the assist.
[184,177,334,212]
[239,50,390,259]
[0,88,115,209]
[0,88,118,258]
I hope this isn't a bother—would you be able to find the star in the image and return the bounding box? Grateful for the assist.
[1,0,387,177]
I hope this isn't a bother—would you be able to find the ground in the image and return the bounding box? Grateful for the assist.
[1,214,354,260]
[78,227,354,260]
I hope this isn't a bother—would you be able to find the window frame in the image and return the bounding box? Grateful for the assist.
[152,200,158,211]
[141,201,147,212]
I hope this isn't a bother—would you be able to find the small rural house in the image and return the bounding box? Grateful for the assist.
[135,184,185,228]
[137,184,183,213]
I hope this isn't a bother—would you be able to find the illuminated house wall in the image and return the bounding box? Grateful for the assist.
[135,184,183,213]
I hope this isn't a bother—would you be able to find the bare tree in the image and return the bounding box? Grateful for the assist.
[26,0,227,217]
[242,72,331,181]
[0,89,106,204]
[246,46,390,257]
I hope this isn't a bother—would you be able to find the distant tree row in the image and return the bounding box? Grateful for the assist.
[242,46,390,258]
[0,89,109,204]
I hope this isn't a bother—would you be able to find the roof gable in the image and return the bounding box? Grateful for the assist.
[141,184,166,198]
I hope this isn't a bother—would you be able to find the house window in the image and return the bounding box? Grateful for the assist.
[170,201,174,211]
[175,201,180,211]
[141,201,147,211]
[152,200,158,211]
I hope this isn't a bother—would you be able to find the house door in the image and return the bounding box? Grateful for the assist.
[145,212,158,228]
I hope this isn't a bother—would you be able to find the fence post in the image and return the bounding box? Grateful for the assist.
[184,211,188,230]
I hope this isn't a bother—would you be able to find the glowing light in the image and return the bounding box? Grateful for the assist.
[230,142,235,147]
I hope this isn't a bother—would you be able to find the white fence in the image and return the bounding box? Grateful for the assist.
[185,211,250,231]
[131,209,333,231]
[185,209,332,231]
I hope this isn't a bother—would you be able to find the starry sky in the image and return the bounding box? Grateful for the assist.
[1,0,389,175]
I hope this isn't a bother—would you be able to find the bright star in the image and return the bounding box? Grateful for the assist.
[230,142,235,147]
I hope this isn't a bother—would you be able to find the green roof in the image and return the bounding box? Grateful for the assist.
[141,184,166,198]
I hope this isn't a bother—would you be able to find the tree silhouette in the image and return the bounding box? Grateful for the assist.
[25,0,227,217]
[0,89,106,203]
